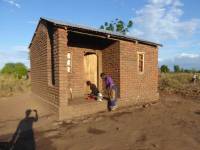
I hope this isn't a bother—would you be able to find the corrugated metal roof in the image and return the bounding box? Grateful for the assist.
[40,17,162,47]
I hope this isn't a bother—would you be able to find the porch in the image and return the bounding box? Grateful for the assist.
[66,30,120,105]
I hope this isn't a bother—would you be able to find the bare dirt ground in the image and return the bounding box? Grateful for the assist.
[1,92,200,150]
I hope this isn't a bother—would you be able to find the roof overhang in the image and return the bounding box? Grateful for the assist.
[29,17,163,48]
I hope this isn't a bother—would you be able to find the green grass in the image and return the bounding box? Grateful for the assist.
[0,74,31,97]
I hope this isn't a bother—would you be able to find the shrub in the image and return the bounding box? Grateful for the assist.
[160,65,170,73]
[174,65,181,73]
[0,74,30,97]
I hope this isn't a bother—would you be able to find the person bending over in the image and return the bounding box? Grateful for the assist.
[86,81,103,102]
[100,73,117,111]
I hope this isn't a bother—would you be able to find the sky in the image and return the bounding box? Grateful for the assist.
[0,0,200,70]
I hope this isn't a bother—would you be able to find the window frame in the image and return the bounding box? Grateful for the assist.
[137,52,145,74]
[66,51,72,73]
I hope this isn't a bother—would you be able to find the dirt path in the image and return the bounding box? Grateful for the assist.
[0,92,57,136]
[1,93,200,150]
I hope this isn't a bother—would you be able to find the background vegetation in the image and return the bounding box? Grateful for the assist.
[159,73,200,98]
[159,64,200,98]
[0,62,200,99]
[160,64,200,73]
[0,63,30,98]
[1,63,28,79]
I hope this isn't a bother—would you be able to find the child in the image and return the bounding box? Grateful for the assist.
[86,81,103,102]
[100,73,117,111]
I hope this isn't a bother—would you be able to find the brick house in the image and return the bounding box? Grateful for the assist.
[29,17,162,120]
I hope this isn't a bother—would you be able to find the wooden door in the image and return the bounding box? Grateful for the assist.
[84,54,97,94]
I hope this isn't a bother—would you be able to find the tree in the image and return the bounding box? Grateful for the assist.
[174,65,180,73]
[180,68,184,72]
[160,65,170,73]
[183,69,190,73]
[1,63,28,79]
[1,63,16,74]
[14,63,28,79]
[100,18,133,35]
[191,68,197,73]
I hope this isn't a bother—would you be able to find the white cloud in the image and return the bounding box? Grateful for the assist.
[158,58,164,62]
[130,0,200,42]
[177,53,200,58]
[3,0,21,8]
[0,45,29,69]
[13,45,28,52]
[159,52,200,70]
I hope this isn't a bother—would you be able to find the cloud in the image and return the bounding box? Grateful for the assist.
[177,53,199,59]
[0,45,29,69]
[159,53,200,70]
[158,58,164,62]
[13,45,28,52]
[130,0,200,70]
[3,0,21,8]
[130,0,200,42]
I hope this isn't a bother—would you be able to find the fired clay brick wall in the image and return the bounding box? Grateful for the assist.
[30,22,59,107]
[55,28,69,119]
[67,43,103,99]
[67,47,85,98]
[54,28,68,96]
[119,40,159,102]
[30,22,69,109]
[102,41,120,96]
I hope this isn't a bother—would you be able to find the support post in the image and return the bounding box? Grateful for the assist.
[54,27,69,120]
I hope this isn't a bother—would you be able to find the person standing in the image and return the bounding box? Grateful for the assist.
[192,73,198,84]
[100,73,117,111]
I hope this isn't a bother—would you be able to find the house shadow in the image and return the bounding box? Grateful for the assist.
[0,109,38,150]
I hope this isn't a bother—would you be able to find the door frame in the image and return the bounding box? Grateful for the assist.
[84,50,102,92]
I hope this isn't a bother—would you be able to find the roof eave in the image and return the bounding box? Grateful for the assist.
[40,17,162,47]
[29,17,162,48]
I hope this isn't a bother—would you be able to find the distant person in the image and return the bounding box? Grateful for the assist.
[192,73,198,84]
[10,109,38,150]
[86,81,103,102]
[100,73,117,111]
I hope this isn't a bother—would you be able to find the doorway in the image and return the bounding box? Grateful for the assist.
[84,52,98,94]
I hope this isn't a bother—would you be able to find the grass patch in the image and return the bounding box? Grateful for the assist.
[159,73,200,97]
[0,74,30,98]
